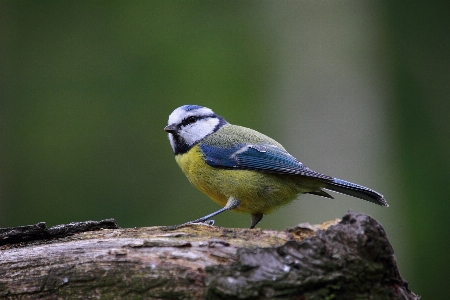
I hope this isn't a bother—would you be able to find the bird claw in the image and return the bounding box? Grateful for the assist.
[189,219,215,226]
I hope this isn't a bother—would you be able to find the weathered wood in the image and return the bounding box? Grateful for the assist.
[0,219,119,246]
[0,211,418,299]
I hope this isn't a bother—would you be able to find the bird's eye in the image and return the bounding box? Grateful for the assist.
[182,116,197,126]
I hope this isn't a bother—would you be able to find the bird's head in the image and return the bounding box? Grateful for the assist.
[164,105,228,154]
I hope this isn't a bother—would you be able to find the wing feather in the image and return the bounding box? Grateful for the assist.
[200,143,332,181]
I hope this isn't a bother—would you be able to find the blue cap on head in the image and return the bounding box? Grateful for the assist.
[182,105,204,112]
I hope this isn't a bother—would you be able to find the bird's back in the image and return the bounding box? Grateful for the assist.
[201,124,285,149]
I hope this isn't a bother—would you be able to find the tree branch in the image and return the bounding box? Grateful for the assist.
[0,211,418,299]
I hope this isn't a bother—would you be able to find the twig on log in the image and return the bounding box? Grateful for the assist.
[0,219,119,246]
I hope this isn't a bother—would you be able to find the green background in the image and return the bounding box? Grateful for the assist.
[1,1,449,299]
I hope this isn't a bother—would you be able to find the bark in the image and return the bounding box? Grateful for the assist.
[0,211,418,300]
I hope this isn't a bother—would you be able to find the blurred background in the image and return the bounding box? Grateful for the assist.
[1,1,449,298]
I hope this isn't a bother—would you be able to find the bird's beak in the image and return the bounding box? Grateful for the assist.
[164,124,177,133]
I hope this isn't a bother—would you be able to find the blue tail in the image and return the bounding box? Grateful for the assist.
[323,178,388,207]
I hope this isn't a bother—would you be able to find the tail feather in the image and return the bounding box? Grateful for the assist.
[306,190,334,199]
[323,178,388,207]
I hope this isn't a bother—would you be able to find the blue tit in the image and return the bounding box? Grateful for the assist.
[164,105,388,229]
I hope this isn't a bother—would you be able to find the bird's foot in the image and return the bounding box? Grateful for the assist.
[161,219,215,231]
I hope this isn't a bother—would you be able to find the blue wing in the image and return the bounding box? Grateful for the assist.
[199,143,333,180]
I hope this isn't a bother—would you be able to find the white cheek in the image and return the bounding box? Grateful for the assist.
[168,134,176,152]
[181,118,219,145]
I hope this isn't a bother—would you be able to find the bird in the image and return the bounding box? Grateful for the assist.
[164,105,388,229]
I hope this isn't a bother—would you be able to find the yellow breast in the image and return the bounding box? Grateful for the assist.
[174,145,314,214]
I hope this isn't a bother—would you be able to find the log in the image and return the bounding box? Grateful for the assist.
[0,211,418,299]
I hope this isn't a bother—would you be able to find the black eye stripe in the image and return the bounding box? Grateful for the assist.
[180,116,196,126]
[180,114,214,127]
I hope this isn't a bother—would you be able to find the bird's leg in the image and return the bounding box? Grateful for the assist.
[250,213,263,229]
[176,197,241,228]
